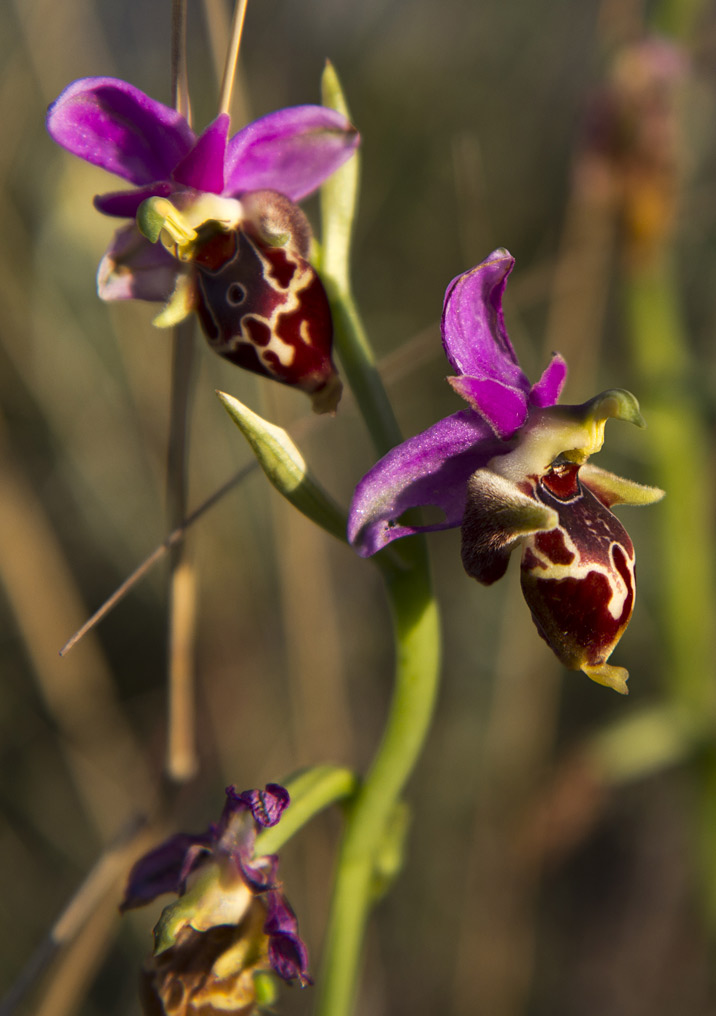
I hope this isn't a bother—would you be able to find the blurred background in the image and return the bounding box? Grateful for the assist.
[2,0,716,1013]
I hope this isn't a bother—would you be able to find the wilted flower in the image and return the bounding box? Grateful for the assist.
[47,78,360,411]
[122,783,310,1015]
[348,249,663,693]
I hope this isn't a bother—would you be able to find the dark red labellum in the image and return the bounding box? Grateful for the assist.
[193,227,341,411]
[520,465,635,671]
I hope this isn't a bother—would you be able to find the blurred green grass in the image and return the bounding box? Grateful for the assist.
[2,0,716,1014]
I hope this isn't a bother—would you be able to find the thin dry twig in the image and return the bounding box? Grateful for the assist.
[218,0,250,116]
[0,816,148,1016]
[59,323,443,658]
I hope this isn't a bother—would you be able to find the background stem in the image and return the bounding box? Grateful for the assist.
[165,319,198,782]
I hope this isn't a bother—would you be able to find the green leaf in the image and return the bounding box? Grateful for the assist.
[217,391,348,542]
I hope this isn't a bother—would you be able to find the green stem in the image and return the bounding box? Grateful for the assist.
[317,63,441,1016]
[330,287,403,457]
[319,61,402,459]
[316,551,440,1016]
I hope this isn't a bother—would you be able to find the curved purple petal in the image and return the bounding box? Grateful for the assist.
[47,77,195,185]
[348,409,507,556]
[224,105,359,201]
[94,181,174,218]
[264,892,312,986]
[441,249,529,398]
[120,832,211,912]
[97,224,179,302]
[172,114,230,193]
[237,784,290,829]
[529,352,568,408]
[448,376,529,438]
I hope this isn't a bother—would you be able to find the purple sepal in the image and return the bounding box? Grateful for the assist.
[94,181,174,218]
[46,77,195,185]
[348,410,505,556]
[172,114,230,193]
[448,375,529,438]
[97,224,179,302]
[225,105,359,201]
[120,833,211,912]
[441,249,528,396]
[529,353,568,408]
[264,894,312,986]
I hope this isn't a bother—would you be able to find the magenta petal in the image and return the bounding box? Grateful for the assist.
[225,105,359,201]
[97,224,179,302]
[529,352,568,408]
[172,113,230,193]
[94,181,174,217]
[47,77,195,185]
[448,376,529,438]
[441,249,529,396]
[348,410,505,556]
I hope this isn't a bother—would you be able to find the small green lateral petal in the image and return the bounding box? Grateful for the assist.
[580,464,665,508]
[461,469,558,585]
[137,196,197,250]
[137,197,171,244]
[218,391,348,542]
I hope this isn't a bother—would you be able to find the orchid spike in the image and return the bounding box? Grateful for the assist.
[348,250,663,693]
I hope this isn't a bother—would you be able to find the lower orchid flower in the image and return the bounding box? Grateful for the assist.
[348,249,664,694]
[121,784,311,1015]
[47,78,360,412]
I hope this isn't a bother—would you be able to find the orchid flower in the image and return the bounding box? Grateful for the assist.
[47,78,360,411]
[348,249,663,693]
[122,784,310,1014]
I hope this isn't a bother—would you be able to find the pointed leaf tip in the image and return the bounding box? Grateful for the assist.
[217,391,348,542]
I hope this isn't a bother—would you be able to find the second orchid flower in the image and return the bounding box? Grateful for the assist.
[348,249,663,693]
